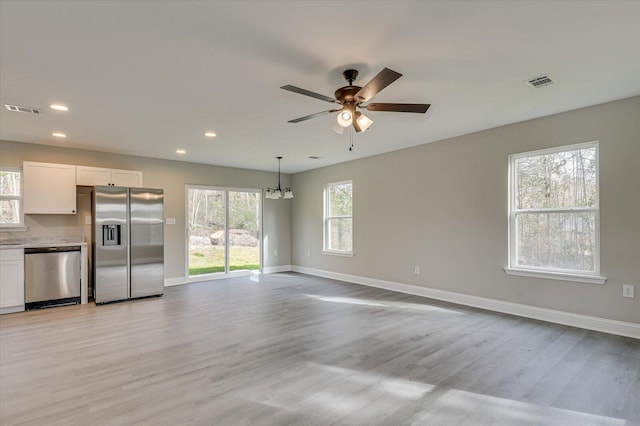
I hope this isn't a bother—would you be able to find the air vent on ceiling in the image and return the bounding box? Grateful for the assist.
[308,156,322,160]
[524,74,556,89]
[4,104,42,114]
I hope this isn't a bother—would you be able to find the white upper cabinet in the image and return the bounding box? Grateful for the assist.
[75,166,111,186]
[23,161,77,214]
[76,166,143,187]
[111,168,143,187]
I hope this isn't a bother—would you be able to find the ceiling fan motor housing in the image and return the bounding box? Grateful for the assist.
[334,85,362,105]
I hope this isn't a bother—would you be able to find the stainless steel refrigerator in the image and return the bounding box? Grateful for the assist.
[93,186,164,304]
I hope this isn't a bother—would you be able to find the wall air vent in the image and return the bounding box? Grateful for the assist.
[524,74,556,89]
[4,104,42,114]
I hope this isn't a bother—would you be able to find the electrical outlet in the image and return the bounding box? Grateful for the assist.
[85,216,92,225]
[274,249,278,256]
[623,284,634,298]
[414,266,421,275]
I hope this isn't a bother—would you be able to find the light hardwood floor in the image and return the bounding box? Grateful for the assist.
[1,272,638,426]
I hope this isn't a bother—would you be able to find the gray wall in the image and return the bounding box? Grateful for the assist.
[291,96,640,324]
[0,141,292,280]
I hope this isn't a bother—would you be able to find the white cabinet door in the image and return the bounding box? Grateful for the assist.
[111,169,143,187]
[23,162,77,214]
[76,166,112,186]
[76,166,143,187]
[0,249,25,312]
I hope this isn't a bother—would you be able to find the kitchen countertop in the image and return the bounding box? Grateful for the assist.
[0,236,87,249]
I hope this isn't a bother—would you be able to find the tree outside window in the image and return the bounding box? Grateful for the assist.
[0,168,23,227]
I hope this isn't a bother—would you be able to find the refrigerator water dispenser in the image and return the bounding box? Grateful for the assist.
[102,224,121,246]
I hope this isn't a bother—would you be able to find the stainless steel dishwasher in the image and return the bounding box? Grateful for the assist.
[24,246,81,309]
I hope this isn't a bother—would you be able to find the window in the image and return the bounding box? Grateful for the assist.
[324,180,353,255]
[0,168,24,228]
[507,141,605,283]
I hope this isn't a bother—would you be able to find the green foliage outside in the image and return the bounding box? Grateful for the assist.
[328,183,352,216]
[188,189,259,238]
[189,264,260,275]
[189,246,260,276]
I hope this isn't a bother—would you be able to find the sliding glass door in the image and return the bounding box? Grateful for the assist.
[228,191,261,272]
[186,186,261,279]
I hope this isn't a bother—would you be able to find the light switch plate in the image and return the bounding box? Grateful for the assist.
[165,218,176,225]
[85,216,92,225]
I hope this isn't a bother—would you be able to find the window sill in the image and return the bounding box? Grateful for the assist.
[0,226,28,232]
[322,250,354,258]
[504,267,606,285]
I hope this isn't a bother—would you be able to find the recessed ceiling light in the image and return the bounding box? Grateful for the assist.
[52,132,67,138]
[204,132,216,138]
[50,104,69,112]
[176,149,186,154]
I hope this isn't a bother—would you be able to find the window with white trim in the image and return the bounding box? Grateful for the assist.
[508,142,601,279]
[0,168,24,228]
[324,180,353,254]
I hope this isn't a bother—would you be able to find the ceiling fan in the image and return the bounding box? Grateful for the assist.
[281,68,430,133]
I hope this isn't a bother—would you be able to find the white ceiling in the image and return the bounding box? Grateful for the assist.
[1,1,639,174]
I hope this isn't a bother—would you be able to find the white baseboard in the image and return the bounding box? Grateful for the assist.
[292,266,640,340]
[0,305,25,315]
[164,277,188,287]
[263,265,293,274]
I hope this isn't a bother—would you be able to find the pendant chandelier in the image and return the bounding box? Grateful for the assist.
[265,156,293,199]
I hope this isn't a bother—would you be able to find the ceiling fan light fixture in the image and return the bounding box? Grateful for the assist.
[354,111,373,132]
[337,109,353,127]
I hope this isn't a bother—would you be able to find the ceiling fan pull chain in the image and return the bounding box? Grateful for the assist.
[349,128,354,151]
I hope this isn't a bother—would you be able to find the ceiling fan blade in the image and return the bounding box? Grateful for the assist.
[288,109,341,123]
[354,68,402,103]
[365,103,431,113]
[281,85,337,103]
